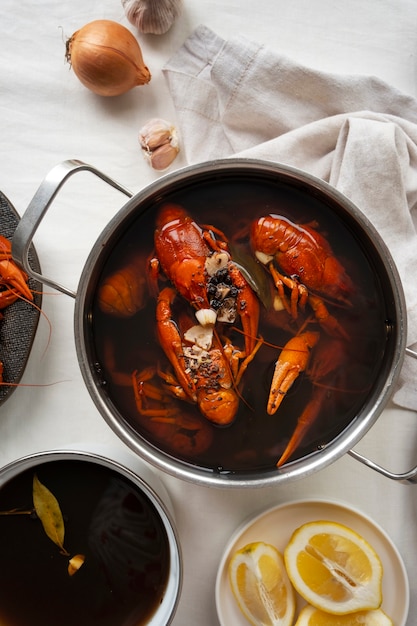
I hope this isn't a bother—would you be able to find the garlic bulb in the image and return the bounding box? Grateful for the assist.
[122,0,183,35]
[66,20,151,96]
[139,118,180,170]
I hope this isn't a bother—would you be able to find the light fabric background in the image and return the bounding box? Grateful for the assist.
[1,1,417,624]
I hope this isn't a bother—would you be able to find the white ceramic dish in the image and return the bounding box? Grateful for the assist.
[215,498,409,626]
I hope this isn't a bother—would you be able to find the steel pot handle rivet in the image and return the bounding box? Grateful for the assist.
[11,159,133,297]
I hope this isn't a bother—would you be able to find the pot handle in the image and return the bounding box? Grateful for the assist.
[348,347,417,484]
[12,159,133,298]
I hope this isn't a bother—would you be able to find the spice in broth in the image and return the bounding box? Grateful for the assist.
[92,176,390,474]
[0,460,170,626]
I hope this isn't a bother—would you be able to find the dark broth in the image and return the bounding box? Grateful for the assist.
[91,174,391,474]
[0,460,170,626]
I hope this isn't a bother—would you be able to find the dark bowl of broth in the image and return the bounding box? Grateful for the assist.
[0,448,182,626]
[12,158,407,488]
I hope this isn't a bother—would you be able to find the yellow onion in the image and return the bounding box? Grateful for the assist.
[66,19,151,96]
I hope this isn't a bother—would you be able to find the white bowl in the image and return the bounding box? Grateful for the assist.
[215,498,409,625]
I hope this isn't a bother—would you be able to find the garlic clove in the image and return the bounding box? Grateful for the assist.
[255,250,274,265]
[184,324,214,351]
[205,251,230,277]
[139,118,178,148]
[149,143,178,170]
[273,294,285,311]
[195,308,217,327]
[139,118,179,170]
[122,0,183,35]
[143,128,171,152]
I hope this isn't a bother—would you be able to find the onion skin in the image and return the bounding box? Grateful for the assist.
[66,19,151,96]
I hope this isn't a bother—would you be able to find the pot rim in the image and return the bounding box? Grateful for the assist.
[74,158,407,488]
[0,447,183,625]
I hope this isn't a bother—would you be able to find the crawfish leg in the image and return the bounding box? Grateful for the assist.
[269,263,307,319]
[276,385,326,467]
[157,367,192,402]
[230,263,260,355]
[267,331,319,415]
[0,289,19,310]
[308,294,349,340]
[202,226,229,252]
[234,336,264,387]
[132,368,179,418]
[156,287,197,402]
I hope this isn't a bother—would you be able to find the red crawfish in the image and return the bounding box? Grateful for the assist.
[151,203,260,356]
[250,214,354,339]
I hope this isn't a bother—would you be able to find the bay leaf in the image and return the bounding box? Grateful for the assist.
[32,474,68,555]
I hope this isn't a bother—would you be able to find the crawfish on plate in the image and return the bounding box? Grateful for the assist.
[0,234,33,383]
[0,235,32,310]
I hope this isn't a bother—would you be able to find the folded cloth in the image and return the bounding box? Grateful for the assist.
[163,25,417,411]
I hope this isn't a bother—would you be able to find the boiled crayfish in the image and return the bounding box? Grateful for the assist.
[97,252,147,317]
[151,203,260,356]
[132,366,214,457]
[249,214,356,465]
[0,234,33,383]
[135,286,261,426]
[98,204,358,467]
[0,235,32,310]
[250,214,354,339]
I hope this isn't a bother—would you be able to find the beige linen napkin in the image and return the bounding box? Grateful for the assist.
[163,25,417,411]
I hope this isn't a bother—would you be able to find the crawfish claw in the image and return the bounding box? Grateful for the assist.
[267,331,319,415]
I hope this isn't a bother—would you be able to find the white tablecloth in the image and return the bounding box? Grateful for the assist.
[1,1,416,624]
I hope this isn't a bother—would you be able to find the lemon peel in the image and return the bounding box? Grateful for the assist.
[228,541,296,626]
[295,604,393,625]
[284,520,383,615]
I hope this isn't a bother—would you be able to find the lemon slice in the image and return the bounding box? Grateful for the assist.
[284,520,383,615]
[295,604,393,625]
[228,541,296,626]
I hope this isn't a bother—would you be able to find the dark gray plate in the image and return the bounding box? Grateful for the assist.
[0,192,42,403]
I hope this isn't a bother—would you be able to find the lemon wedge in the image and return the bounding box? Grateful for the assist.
[228,541,296,626]
[284,521,383,615]
[295,604,393,625]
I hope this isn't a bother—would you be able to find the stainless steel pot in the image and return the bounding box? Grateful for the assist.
[0,446,182,625]
[12,158,417,487]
